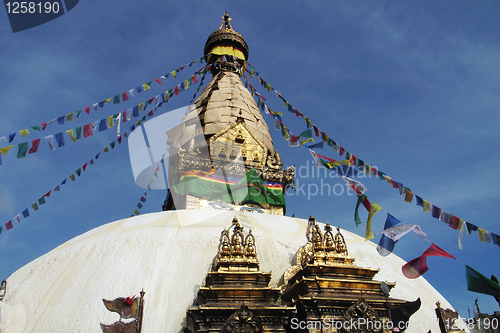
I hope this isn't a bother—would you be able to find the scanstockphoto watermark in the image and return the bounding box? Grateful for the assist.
[286,160,380,200]
[289,317,407,331]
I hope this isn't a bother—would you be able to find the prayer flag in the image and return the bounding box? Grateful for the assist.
[38,196,46,205]
[45,135,55,150]
[57,116,65,125]
[378,224,427,242]
[31,202,38,211]
[402,244,455,279]
[431,205,441,219]
[404,190,413,203]
[66,129,77,142]
[354,194,369,227]
[82,163,87,171]
[298,129,313,139]
[99,119,108,132]
[66,112,74,121]
[8,133,16,142]
[0,145,14,156]
[416,195,423,207]
[339,147,345,156]
[22,208,29,218]
[342,176,367,194]
[300,137,315,146]
[140,196,146,202]
[133,208,140,216]
[76,168,81,176]
[29,139,40,154]
[466,265,500,297]
[14,214,21,223]
[113,95,120,104]
[5,221,13,230]
[69,173,76,181]
[107,116,115,128]
[289,135,299,147]
[449,215,461,230]
[75,127,82,140]
[137,203,143,209]
[121,92,129,102]
[83,124,93,138]
[19,129,30,137]
[365,202,381,241]
[84,106,90,114]
[466,222,478,234]
[17,142,29,158]
[55,132,65,147]
[377,213,400,256]
[103,146,109,153]
[439,211,451,224]
[306,141,324,150]
[423,200,431,213]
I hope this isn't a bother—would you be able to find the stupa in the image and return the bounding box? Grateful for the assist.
[0,13,467,333]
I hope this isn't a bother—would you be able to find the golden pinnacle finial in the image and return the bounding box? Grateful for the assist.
[219,11,233,30]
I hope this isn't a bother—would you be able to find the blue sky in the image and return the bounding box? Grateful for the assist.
[0,1,499,318]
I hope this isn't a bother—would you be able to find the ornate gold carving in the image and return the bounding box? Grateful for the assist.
[341,298,384,333]
[212,217,259,272]
[220,305,263,333]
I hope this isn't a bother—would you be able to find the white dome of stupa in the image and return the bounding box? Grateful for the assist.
[0,209,466,332]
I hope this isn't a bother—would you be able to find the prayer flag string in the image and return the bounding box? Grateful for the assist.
[0,56,207,143]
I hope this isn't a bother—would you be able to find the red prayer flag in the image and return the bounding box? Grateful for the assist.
[449,215,460,230]
[44,190,51,197]
[84,106,90,114]
[402,243,455,279]
[28,138,41,154]
[121,92,129,102]
[117,136,122,144]
[192,75,198,84]
[121,111,127,122]
[82,163,87,171]
[313,126,320,137]
[147,111,154,117]
[41,122,48,130]
[140,196,146,202]
[372,168,379,176]
[155,78,162,85]
[294,110,302,117]
[339,147,345,156]
[174,86,179,95]
[83,124,93,138]
[5,220,13,230]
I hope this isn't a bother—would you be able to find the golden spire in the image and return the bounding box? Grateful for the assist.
[219,11,233,30]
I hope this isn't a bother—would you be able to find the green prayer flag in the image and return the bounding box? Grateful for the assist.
[17,142,29,159]
[31,125,41,131]
[466,265,500,297]
[76,110,82,117]
[113,95,121,104]
[110,141,115,149]
[75,127,82,140]
[76,168,81,177]
[298,129,313,139]
[354,195,367,227]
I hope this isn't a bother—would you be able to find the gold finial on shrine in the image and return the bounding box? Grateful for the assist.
[219,11,233,30]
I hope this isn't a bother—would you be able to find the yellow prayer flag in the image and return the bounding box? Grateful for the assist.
[0,145,14,156]
[326,160,351,169]
[423,200,431,213]
[107,116,115,128]
[185,80,189,89]
[19,129,30,137]
[164,91,170,102]
[139,103,144,112]
[66,129,76,142]
[103,146,109,153]
[66,113,74,121]
[171,71,177,78]
[404,190,413,203]
[105,97,112,103]
[266,83,271,92]
[478,228,485,242]
[269,110,283,116]
[365,202,382,241]
[142,83,150,91]
[300,138,314,146]
[364,164,372,175]
[384,175,392,186]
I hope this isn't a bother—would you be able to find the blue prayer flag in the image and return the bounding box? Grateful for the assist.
[377,213,400,256]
